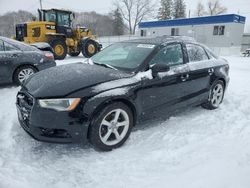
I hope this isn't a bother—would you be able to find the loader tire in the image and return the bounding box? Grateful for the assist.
[82,39,99,58]
[50,39,67,60]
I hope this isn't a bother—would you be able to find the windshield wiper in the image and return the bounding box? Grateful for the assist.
[94,63,118,70]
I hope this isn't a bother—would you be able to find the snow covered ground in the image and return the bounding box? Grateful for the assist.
[0,56,250,188]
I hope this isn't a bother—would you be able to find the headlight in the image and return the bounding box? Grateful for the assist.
[38,98,81,111]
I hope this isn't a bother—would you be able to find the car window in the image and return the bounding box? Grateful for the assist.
[186,44,209,62]
[149,43,184,66]
[4,42,19,51]
[0,40,4,51]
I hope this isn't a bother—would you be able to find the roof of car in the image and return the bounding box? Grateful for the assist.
[122,35,196,45]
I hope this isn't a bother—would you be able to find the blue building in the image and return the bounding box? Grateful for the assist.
[139,14,246,55]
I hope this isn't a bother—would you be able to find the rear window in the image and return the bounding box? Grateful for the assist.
[186,43,209,62]
[2,37,38,52]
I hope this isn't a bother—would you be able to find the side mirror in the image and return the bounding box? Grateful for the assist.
[151,63,170,77]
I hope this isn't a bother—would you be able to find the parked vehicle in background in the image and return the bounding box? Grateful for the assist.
[0,36,56,85]
[15,8,102,60]
[16,36,229,151]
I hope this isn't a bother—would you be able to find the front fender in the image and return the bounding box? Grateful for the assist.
[82,87,137,120]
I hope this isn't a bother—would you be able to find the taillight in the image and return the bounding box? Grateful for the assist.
[44,52,54,59]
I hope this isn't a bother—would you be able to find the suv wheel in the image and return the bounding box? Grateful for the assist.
[89,102,134,151]
[202,80,225,110]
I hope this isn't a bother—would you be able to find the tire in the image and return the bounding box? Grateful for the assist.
[202,80,225,110]
[13,65,37,85]
[68,50,80,57]
[49,39,67,60]
[89,102,134,151]
[81,39,99,58]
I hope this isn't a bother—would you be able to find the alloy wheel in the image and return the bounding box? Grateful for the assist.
[210,83,224,108]
[18,68,35,83]
[99,109,130,146]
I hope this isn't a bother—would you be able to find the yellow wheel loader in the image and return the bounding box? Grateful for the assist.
[15,9,102,60]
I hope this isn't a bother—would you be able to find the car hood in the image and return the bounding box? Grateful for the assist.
[23,63,130,98]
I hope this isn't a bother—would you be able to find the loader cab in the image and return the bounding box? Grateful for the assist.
[39,9,74,37]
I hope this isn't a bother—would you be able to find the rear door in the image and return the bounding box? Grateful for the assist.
[185,43,213,101]
[0,40,22,83]
[0,39,8,83]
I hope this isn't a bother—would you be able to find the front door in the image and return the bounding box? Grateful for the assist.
[139,43,192,113]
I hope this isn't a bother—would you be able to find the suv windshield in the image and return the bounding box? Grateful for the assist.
[91,42,156,70]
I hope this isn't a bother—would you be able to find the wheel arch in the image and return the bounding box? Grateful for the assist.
[218,78,226,88]
[210,76,227,89]
[86,97,137,139]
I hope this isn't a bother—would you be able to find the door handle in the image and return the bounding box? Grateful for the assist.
[181,74,189,82]
[208,68,214,75]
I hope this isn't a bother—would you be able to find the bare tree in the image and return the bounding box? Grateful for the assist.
[195,1,206,17]
[207,0,227,16]
[115,0,155,35]
[74,11,114,37]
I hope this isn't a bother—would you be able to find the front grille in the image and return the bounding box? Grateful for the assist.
[17,92,34,128]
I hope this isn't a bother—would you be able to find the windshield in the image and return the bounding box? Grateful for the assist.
[91,42,156,70]
[44,11,71,27]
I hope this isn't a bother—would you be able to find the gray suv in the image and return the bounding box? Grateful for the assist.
[0,36,56,85]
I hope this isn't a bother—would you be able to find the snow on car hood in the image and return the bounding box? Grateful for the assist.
[23,63,129,98]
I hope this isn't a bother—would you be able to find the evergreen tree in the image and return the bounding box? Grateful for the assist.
[157,0,173,20]
[112,8,124,36]
[172,0,186,19]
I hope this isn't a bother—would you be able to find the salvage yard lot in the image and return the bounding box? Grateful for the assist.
[0,56,250,188]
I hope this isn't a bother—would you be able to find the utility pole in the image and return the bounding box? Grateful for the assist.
[39,0,43,9]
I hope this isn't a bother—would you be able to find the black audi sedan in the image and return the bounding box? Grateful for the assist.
[0,36,56,85]
[16,36,229,151]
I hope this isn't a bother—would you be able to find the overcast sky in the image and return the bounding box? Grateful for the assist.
[0,0,249,32]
